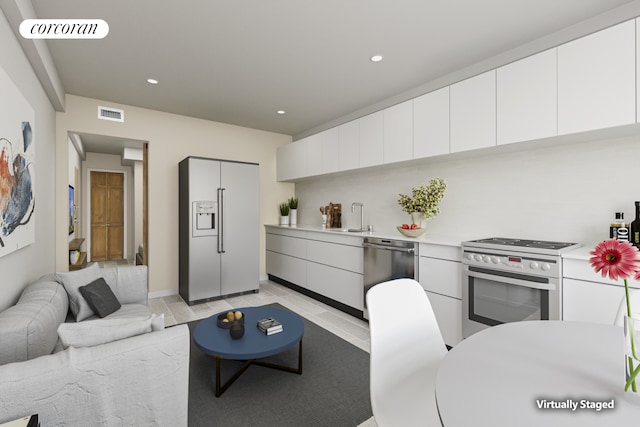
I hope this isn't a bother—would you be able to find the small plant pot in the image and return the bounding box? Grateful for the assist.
[280,215,290,226]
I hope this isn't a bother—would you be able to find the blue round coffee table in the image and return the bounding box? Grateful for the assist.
[193,306,304,397]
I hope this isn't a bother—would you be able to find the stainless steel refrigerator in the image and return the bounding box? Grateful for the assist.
[179,156,259,305]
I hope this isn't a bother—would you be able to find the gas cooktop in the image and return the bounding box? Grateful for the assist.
[463,237,582,255]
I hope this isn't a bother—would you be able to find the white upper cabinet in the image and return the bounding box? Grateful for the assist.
[557,20,635,135]
[450,70,496,153]
[339,120,360,171]
[413,86,450,158]
[359,110,384,168]
[497,49,557,145]
[305,133,322,177]
[383,100,413,164]
[275,143,294,181]
[276,139,308,181]
[320,127,340,174]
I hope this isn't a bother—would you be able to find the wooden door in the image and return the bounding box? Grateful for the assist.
[91,171,124,261]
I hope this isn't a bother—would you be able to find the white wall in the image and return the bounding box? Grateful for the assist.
[0,10,56,310]
[295,135,640,245]
[68,136,81,240]
[133,160,143,255]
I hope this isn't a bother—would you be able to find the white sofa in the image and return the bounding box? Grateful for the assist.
[0,264,190,426]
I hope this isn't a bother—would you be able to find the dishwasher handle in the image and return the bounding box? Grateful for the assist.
[363,242,415,254]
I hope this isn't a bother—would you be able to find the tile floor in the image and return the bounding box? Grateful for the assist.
[149,280,378,427]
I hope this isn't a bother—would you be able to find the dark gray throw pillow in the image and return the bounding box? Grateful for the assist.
[79,278,121,318]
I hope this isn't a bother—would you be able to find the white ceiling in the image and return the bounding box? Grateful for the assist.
[27,0,638,138]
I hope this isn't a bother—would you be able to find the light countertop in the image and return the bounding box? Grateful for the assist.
[561,242,599,261]
[265,224,477,247]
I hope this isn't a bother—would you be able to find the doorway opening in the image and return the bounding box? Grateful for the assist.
[67,132,148,267]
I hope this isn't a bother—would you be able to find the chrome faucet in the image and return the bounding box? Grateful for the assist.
[350,202,369,232]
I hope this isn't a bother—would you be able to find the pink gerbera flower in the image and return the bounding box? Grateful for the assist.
[589,239,640,281]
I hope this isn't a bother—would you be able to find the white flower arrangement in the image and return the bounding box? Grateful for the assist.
[397,177,447,219]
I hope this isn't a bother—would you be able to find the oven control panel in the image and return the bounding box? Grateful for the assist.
[463,250,559,277]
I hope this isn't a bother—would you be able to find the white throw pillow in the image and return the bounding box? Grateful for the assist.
[55,263,104,321]
[57,313,164,349]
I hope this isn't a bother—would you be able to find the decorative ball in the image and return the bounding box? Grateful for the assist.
[229,323,245,339]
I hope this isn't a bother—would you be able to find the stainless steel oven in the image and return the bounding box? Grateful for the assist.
[461,238,580,338]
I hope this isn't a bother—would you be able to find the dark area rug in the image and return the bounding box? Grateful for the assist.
[186,304,372,427]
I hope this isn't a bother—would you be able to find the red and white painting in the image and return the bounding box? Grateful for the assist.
[0,65,35,257]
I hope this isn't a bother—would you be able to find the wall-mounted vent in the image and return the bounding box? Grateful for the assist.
[98,106,124,122]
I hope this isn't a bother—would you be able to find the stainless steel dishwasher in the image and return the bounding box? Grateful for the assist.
[362,237,417,319]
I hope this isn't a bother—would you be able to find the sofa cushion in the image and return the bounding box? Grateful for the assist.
[57,313,164,349]
[55,263,104,321]
[79,277,121,317]
[100,265,148,305]
[0,279,69,365]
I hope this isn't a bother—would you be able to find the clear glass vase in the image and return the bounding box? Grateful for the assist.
[624,315,640,393]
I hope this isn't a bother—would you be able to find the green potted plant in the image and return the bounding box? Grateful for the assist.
[288,197,299,226]
[279,202,290,226]
[397,177,447,229]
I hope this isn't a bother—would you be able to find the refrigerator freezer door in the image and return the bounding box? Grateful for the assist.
[179,157,222,303]
[220,161,259,294]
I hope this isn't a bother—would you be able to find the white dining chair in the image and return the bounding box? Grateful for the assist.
[366,278,447,427]
[614,289,640,326]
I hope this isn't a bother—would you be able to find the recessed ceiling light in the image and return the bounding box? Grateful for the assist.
[276,110,286,115]
[370,55,384,63]
[147,78,159,85]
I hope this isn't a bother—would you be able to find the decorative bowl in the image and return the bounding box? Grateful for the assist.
[396,226,426,238]
[217,311,245,329]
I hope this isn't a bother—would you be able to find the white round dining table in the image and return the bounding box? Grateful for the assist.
[435,321,640,427]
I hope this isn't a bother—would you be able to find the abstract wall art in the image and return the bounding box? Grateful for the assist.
[0,65,35,257]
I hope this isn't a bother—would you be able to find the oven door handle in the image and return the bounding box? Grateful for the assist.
[464,269,556,291]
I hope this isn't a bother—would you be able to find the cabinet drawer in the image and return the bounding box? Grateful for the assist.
[307,262,363,310]
[419,257,461,299]
[426,291,462,347]
[307,240,363,274]
[265,226,308,239]
[266,251,307,287]
[419,243,461,261]
[266,233,307,258]
[562,278,624,325]
[563,258,640,289]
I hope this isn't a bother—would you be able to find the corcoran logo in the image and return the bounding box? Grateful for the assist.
[19,19,109,39]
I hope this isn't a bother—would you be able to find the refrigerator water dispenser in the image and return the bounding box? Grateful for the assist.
[192,201,217,237]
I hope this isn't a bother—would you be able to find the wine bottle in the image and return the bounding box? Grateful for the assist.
[631,202,640,248]
[611,212,629,242]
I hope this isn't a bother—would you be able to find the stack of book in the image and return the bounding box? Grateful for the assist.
[257,317,283,335]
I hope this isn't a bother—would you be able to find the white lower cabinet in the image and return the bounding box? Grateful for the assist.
[426,291,462,347]
[562,256,640,324]
[562,278,625,325]
[266,227,364,313]
[265,250,307,287]
[418,244,462,347]
[307,262,363,310]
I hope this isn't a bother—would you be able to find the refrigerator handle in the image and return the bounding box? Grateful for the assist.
[218,188,226,253]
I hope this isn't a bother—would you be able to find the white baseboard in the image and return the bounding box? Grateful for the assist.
[149,289,179,299]
[150,276,269,299]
